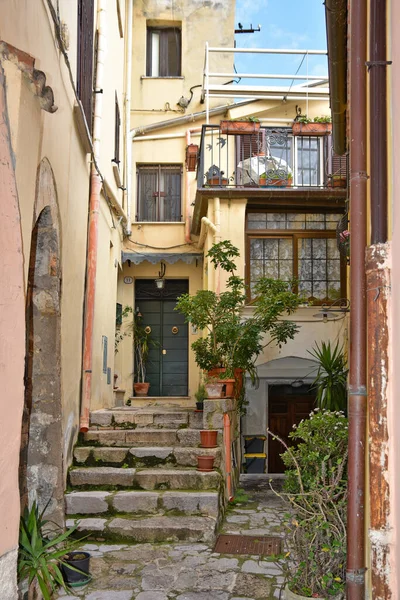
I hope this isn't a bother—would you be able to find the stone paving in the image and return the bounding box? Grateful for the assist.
[58,475,286,600]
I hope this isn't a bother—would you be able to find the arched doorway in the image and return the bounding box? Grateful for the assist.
[19,159,63,524]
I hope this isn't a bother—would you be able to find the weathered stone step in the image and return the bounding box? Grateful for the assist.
[89,408,203,430]
[69,467,221,490]
[74,445,221,468]
[65,490,219,517]
[66,515,217,543]
[128,396,195,409]
[82,428,219,447]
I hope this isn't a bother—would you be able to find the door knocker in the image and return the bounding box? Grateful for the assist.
[144,326,152,334]
[172,326,179,335]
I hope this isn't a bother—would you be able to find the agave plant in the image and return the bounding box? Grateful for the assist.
[308,340,348,413]
[18,501,83,599]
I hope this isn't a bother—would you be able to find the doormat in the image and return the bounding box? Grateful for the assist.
[214,534,282,556]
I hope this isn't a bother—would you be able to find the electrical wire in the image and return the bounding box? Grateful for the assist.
[287,54,307,95]
[127,238,195,250]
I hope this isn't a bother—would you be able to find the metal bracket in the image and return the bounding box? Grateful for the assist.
[365,60,392,71]
[346,568,367,584]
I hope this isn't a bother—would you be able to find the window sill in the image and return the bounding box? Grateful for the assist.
[133,221,185,225]
[140,76,184,80]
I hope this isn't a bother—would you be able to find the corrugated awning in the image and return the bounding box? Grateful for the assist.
[121,251,203,265]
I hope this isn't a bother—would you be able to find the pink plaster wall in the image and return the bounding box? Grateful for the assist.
[389,0,400,594]
[0,64,25,556]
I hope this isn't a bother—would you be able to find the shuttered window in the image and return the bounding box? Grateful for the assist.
[137,165,182,222]
[77,0,95,128]
[146,28,181,77]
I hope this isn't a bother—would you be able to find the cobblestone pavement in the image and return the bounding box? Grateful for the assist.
[58,475,286,600]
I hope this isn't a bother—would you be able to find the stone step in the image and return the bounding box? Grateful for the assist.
[66,514,217,543]
[74,445,221,469]
[82,428,218,447]
[69,467,221,491]
[129,396,195,409]
[89,408,203,430]
[65,490,219,517]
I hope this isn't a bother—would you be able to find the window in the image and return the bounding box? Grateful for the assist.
[137,165,182,222]
[146,27,181,77]
[247,211,344,303]
[113,93,121,165]
[77,0,95,127]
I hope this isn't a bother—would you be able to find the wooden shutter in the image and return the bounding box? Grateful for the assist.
[77,0,95,128]
[324,135,348,184]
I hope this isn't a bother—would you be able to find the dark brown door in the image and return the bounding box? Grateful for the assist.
[268,385,315,473]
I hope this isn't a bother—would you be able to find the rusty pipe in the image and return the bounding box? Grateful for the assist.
[370,0,388,244]
[347,0,368,596]
[80,169,101,432]
[224,413,233,501]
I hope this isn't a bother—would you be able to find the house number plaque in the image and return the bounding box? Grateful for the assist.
[172,326,179,335]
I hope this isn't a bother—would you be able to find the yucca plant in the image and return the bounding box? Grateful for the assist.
[18,501,83,599]
[308,340,348,413]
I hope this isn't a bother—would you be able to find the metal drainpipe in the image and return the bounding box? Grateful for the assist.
[80,0,107,432]
[347,0,368,596]
[125,0,133,236]
[370,0,388,244]
[224,413,233,501]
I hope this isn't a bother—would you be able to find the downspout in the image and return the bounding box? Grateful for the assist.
[214,197,221,294]
[224,413,233,501]
[80,0,107,432]
[185,127,202,243]
[125,0,133,235]
[347,0,368,596]
[197,216,217,249]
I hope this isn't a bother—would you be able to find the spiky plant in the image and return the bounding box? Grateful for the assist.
[308,340,348,413]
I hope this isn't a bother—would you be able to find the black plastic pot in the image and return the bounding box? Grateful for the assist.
[61,551,91,587]
[196,401,204,411]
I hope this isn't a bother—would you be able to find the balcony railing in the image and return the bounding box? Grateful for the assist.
[196,124,348,191]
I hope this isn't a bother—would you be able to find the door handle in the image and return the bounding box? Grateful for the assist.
[162,349,167,355]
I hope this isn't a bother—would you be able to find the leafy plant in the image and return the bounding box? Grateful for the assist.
[268,410,348,598]
[308,341,348,413]
[115,305,133,353]
[175,241,302,382]
[194,383,207,403]
[18,502,83,600]
[313,115,332,123]
[294,115,331,124]
[132,314,155,384]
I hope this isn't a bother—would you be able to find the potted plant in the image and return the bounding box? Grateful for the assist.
[259,172,293,187]
[175,241,302,392]
[18,501,88,599]
[268,410,348,599]
[61,551,91,588]
[292,115,332,136]
[308,341,348,413]
[132,313,152,397]
[195,382,207,410]
[220,116,260,135]
[327,174,347,188]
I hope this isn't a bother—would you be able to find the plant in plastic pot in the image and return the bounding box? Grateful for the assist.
[61,551,91,587]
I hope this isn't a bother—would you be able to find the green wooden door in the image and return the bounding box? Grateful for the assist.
[135,280,188,396]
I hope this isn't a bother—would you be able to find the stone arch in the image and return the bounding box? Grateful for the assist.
[19,158,63,524]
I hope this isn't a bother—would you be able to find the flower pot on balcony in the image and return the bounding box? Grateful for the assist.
[328,176,347,188]
[197,455,215,472]
[200,430,218,448]
[259,177,292,187]
[220,120,261,135]
[133,382,150,397]
[292,122,332,136]
[207,177,228,186]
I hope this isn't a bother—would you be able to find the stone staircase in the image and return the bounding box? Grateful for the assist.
[65,405,223,544]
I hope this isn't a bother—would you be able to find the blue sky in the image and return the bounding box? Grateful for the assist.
[233,0,328,87]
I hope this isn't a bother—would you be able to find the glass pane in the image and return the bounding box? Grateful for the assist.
[279,239,293,259]
[299,238,311,259]
[138,169,158,221]
[299,281,312,296]
[263,239,279,259]
[327,238,340,259]
[313,281,327,300]
[313,261,327,281]
[287,213,306,229]
[279,261,293,280]
[151,32,160,76]
[299,259,312,279]
[312,238,327,259]
[263,260,279,278]
[327,281,341,300]
[248,214,267,229]
[162,169,181,221]
[250,239,263,259]
[326,214,340,230]
[327,259,341,280]
[250,260,264,280]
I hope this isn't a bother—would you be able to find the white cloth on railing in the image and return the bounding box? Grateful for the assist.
[236,155,292,185]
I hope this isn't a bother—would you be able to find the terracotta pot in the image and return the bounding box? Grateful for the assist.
[259,177,292,187]
[200,430,218,448]
[327,177,347,188]
[220,120,261,135]
[205,382,224,398]
[219,378,235,398]
[197,455,215,472]
[207,177,228,186]
[292,122,332,136]
[133,382,150,397]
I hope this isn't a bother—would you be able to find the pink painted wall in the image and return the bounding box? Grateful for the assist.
[389,0,400,594]
[0,65,25,557]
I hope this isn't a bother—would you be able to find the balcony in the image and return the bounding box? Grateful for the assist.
[196,124,348,192]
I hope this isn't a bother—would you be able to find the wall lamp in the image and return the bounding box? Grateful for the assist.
[155,261,166,290]
[313,298,350,323]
